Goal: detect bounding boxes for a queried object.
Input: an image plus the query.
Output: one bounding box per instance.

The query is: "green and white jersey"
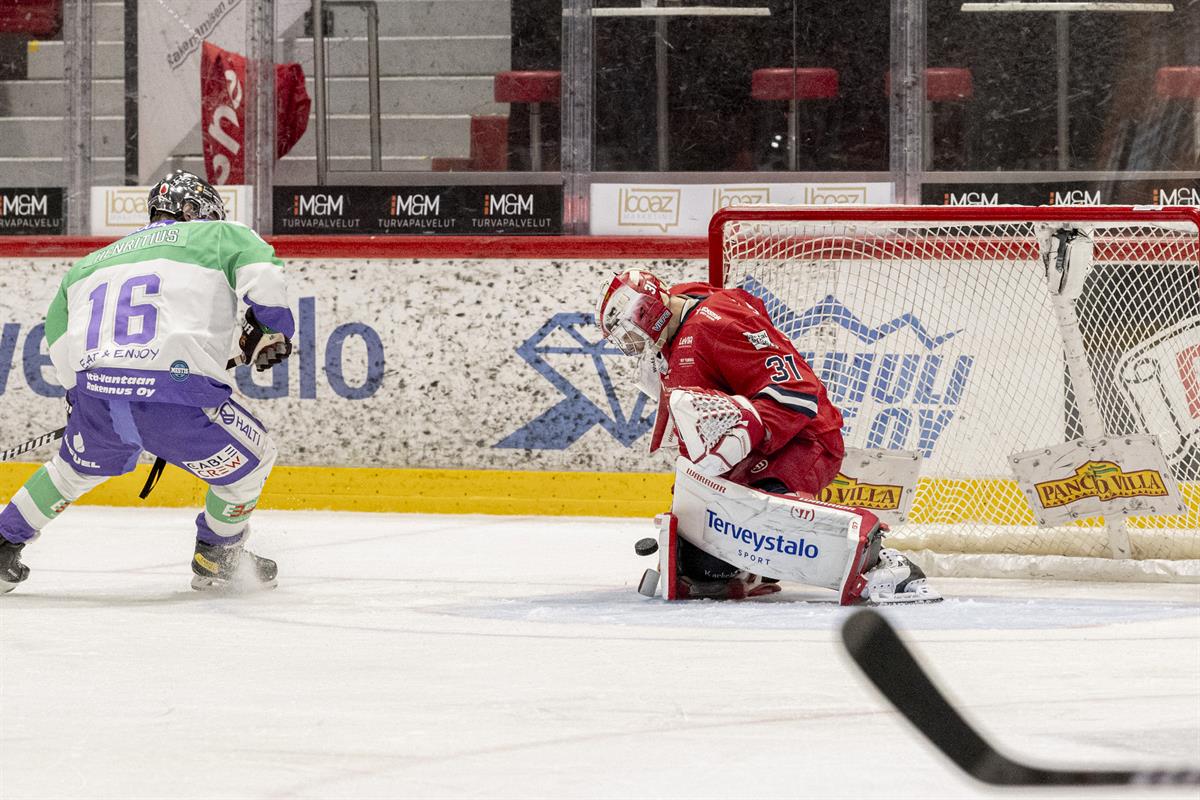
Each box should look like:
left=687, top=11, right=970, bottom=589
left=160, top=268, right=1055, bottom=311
left=45, top=220, right=293, bottom=407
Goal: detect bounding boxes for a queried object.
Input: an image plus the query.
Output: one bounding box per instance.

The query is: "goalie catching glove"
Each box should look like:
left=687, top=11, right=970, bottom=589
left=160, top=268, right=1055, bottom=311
left=668, top=388, right=764, bottom=477
left=237, top=308, right=293, bottom=371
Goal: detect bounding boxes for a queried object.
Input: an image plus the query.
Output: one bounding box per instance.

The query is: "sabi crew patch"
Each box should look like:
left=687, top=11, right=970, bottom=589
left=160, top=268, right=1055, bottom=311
left=169, top=360, right=190, bottom=382
left=184, top=444, right=247, bottom=479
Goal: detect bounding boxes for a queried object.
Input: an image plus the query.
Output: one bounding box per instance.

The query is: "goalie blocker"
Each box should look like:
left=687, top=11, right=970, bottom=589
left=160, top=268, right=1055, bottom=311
left=642, top=459, right=939, bottom=604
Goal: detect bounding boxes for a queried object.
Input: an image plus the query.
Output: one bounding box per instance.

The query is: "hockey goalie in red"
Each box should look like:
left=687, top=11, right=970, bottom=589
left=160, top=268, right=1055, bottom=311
left=598, top=269, right=940, bottom=604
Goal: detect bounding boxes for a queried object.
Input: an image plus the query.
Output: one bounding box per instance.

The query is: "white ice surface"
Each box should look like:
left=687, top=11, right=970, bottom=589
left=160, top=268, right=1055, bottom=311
left=1, top=507, right=1198, bottom=800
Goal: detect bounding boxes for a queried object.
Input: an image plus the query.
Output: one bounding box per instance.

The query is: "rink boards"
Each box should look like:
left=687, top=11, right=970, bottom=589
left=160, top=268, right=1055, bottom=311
left=0, top=237, right=698, bottom=515
left=0, top=235, right=1195, bottom=523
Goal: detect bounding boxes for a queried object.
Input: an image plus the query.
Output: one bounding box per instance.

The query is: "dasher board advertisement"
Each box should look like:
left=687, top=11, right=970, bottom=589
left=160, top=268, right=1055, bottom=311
left=590, top=182, right=895, bottom=235
left=1009, top=435, right=1186, bottom=526
left=90, top=186, right=253, bottom=236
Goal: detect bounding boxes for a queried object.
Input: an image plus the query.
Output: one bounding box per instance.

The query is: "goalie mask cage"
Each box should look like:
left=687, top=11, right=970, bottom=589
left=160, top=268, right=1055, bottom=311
left=709, top=205, right=1200, bottom=581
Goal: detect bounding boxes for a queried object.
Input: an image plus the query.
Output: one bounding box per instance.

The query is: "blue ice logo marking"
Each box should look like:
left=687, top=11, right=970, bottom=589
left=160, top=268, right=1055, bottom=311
left=497, top=312, right=654, bottom=450
left=169, top=360, right=190, bottom=382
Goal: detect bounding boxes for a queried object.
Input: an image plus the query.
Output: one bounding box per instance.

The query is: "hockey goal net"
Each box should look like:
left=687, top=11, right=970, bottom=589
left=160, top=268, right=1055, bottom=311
left=710, top=206, right=1200, bottom=581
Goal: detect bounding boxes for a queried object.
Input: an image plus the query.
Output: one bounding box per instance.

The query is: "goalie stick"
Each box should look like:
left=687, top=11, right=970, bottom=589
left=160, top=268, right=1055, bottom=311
left=840, top=609, right=1200, bottom=787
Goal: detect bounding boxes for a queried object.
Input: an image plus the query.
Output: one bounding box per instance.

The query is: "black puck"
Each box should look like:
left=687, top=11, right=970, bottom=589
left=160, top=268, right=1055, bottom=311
left=634, top=537, right=659, bottom=556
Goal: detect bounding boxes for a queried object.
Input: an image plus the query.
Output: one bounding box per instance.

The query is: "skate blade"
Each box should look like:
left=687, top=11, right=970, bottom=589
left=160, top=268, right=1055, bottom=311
left=190, top=573, right=278, bottom=593
left=0, top=580, right=20, bottom=595
left=865, top=592, right=943, bottom=605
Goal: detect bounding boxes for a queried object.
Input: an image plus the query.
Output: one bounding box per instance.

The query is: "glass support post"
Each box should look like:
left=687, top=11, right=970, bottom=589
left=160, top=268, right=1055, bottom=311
left=64, top=0, right=94, bottom=235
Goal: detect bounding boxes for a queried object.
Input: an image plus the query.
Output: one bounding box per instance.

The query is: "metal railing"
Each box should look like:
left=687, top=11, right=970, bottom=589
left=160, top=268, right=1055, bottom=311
left=312, top=0, right=383, bottom=184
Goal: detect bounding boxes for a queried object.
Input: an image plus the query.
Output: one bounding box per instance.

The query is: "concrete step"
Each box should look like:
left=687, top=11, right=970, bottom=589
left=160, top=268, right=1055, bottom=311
left=28, top=36, right=511, bottom=81
left=280, top=0, right=511, bottom=38
left=0, top=113, right=475, bottom=159
left=0, top=75, right=507, bottom=117
left=289, top=35, right=511, bottom=77
left=94, top=1, right=124, bottom=41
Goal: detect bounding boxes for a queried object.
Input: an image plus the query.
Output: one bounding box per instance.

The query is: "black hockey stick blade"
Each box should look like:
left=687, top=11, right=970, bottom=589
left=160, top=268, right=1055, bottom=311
left=1, top=426, right=66, bottom=462
left=841, top=608, right=1200, bottom=787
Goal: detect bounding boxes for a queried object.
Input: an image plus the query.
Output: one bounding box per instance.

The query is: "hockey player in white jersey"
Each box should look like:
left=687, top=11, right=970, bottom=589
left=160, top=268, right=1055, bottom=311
left=0, top=171, right=293, bottom=593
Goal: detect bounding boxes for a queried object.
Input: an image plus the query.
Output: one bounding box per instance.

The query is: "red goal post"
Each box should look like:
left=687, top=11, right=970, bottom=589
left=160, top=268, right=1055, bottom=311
left=708, top=205, right=1200, bottom=580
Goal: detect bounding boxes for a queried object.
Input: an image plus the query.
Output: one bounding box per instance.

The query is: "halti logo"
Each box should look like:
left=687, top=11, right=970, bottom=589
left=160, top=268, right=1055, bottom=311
left=0, top=193, right=47, bottom=216
left=294, top=193, right=344, bottom=216
left=391, top=193, right=440, bottom=216
left=484, top=193, right=533, bottom=216
left=742, top=276, right=973, bottom=458
left=497, top=312, right=653, bottom=450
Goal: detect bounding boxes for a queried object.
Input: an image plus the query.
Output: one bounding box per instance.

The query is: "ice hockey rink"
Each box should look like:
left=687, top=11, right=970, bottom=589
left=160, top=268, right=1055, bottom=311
left=1, top=506, right=1197, bottom=800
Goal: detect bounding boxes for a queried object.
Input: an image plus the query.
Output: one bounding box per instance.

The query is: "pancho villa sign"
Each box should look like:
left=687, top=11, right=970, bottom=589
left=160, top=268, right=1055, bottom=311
left=1010, top=435, right=1186, bottom=525
left=1033, top=461, right=1170, bottom=509
left=817, top=447, right=921, bottom=525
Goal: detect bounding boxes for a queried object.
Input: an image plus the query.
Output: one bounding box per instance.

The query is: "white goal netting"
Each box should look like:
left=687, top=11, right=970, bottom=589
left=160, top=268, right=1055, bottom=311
left=713, top=206, right=1200, bottom=581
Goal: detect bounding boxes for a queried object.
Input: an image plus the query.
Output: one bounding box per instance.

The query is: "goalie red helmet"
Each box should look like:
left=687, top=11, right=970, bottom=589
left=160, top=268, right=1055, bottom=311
left=597, top=270, right=673, bottom=355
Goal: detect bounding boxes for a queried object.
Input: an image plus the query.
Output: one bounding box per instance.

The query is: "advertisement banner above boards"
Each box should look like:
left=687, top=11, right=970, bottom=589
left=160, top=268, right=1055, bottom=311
left=0, top=188, right=64, bottom=235
left=90, top=186, right=253, bottom=236
left=273, top=185, right=563, bottom=234
left=923, top=179, right=1200, bottom=206
left=589, top=182, right=895, bottom=235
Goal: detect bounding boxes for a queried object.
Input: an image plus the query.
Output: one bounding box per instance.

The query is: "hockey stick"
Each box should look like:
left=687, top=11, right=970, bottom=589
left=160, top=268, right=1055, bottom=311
left=840, top=609, right=1200, bottom=787
left=1, top=426, right=66, bottom=462
left=1, top=360, right=239, bottom=467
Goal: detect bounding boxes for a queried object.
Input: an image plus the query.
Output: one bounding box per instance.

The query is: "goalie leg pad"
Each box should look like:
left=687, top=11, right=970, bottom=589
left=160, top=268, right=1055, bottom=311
left=671, top=458, right=876, bottom=599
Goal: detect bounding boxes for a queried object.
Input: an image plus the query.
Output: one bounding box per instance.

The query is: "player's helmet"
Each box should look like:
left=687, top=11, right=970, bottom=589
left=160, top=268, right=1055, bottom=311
left=597, top=269, right=673, bottom=355
left=147, top=170, right=226, bottom=222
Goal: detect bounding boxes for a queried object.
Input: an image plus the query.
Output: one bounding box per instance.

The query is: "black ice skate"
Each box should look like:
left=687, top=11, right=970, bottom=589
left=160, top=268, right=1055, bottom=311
left=191, top=539, right=277, bottom=591
left=0, top=540, right=30, bottom=594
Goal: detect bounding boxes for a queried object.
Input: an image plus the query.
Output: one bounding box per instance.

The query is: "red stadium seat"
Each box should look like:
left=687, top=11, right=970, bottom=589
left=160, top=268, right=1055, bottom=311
left=0, top=0, right=61, bottom=37
left=494, top=70, right=560, bottom=172
left=751, top=68, right=840, bottom=171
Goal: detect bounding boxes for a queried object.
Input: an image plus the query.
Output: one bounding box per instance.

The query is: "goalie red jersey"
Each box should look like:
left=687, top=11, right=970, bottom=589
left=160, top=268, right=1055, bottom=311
left=652, top=281, right=845, bottom=495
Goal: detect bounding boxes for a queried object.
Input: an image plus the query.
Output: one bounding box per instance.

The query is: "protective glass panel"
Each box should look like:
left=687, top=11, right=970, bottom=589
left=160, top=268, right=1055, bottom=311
left=929, top=0, right=1200, bottom=172
left=591, top=0, right=889, bottom=173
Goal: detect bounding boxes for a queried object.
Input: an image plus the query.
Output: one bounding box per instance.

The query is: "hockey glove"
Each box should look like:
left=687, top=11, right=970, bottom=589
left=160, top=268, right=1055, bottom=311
left=668, top=388, right=765, bottom=477
left=238, top=308, right=293, bottom=372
